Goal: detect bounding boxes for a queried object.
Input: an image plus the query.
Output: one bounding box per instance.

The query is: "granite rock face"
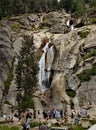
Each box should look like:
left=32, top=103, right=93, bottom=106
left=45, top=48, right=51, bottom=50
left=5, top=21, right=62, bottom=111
left=0, top=28, right=14, bottom=112
left=0, top=10, right=96, bottom=115
left=35, top=25, right=96, bottom=109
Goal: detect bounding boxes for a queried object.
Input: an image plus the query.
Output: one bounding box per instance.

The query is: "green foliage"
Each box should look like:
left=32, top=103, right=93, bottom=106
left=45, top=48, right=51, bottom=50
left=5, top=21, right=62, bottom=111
left=17, top=96, right=35, bottom=111
left=0, top=0, right=96, bottom=19
left=15, top=36, right=38, bottom=111
left=30, top=122, right=42, bottom=128
left=59, top=0, right=72, bottom=12
left=71, top=0, right=86, bottom=17
left=9, top=0, right=24, bottom=15
left=66, top=89, right=76, bottom=98
left=10, top=126, right=20, bottom=130
left=0, top=125, right=19, bottom=130
left=79, top=43, right=85, bottom=51
left=89, top=0, right=96, bottom=7
left=77, top=65, right=96, bottom=82
left=77, top=69, right=91, bottom=81
left=4, top=69, right=13, bottom=94
left=11, top=23, right=21, bottom=32
left=89, top=18, right=96, bottom=24
left=71, top=125, right=87, bottom=130
left=0, top=7, right=2, bottom=20
left=83, top=50, right=96, bottom=60
left=78, top=30, right=90, bottom=38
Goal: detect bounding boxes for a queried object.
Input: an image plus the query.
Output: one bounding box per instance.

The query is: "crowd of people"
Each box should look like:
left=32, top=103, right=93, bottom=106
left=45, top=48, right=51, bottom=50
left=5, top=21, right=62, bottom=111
left=0, top=104, right=90, bottom=130
left=19, top=106, right=89, bottom=125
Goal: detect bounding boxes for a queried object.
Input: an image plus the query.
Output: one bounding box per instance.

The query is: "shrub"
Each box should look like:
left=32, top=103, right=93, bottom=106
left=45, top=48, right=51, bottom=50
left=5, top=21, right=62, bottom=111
left=77, top=69, right=91, bottom=81
left=0, top=125, right=20, bottom=130
left=83, top=50, right=96, bottom=60
left=10, top=126, right=20, bottom=130
left=30, top=122, right=42, bottom=128
left=77, top=65, right=96, bottom=81
left=89, top=18, right=96, bottom=24
left=78, top=30, right=90, bottom=38
left=11, top=23, right=21, bottom=32
left=4, top=69, right=13, bottom=94
left=66, top=89, right=76, bottom=98
left=71, top=125, right=87, bottom=130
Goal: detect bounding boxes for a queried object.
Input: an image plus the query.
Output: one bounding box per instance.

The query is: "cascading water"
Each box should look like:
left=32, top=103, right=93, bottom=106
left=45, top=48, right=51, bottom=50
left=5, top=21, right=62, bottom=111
left=39, top=42, right=55, bottom=93
left=39, top=43, right=49, bottom=92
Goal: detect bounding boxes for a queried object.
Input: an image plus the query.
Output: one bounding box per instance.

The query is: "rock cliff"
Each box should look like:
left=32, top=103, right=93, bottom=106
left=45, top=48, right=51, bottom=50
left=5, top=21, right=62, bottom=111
left=0, top=10, right=96, bottom=117
left=0, top=27, right=14, bottom=113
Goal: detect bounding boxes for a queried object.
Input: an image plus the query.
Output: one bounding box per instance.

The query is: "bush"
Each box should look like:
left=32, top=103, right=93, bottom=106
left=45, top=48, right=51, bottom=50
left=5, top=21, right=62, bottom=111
left=77, top=69, right=91, bottom=81
left=4, top=69, right=13, bottom=94
left=78, top=30, right=90, bottom=38
left=83, top=50, right=96, bottom=60
left=30, top=122, right=42, bottom=128
left=71, top=125, right=87, bottom=130
left=66, top=89, right=76, bottom=98
left=89, top=18, right=96, bottom=24
left=11, top=23, right=21, bottom=32
left=77, top=65, right=96, bottom=81
left=0, top=125, right=20, bottom=130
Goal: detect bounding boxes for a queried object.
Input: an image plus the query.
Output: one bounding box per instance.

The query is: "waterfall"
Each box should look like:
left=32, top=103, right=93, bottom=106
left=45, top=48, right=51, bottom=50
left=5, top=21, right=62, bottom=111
left=39, top=43, right=49, bottom=93
left=47, top=46, right=55, bottom=80
left=39, top=42, right=55, bottom=93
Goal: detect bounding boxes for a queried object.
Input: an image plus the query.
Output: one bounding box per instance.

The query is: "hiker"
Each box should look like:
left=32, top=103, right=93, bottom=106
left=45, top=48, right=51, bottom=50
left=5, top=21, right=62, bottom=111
left=82, top=108, right=87, bottom=118
left=3, top=113, right=7, bottom=122
left=26, top=112, right=32, bottom=130
left=40, top=122, right=48, bottom=130
left=69, top=19, right=74, bottom=31
left=71, top=109, right=75, bottom=119
left=66, top=19, right=74, bottom=31
left=37, top=110, right=41, bottom=119
left=33, top=109, right=36, bottom=119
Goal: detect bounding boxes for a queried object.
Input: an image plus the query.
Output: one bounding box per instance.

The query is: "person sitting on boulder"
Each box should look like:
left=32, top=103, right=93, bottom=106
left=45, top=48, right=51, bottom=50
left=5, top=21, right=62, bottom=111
left=69, top=19, right=74, bottom=30
left=66, top=19, right=74, bottom=32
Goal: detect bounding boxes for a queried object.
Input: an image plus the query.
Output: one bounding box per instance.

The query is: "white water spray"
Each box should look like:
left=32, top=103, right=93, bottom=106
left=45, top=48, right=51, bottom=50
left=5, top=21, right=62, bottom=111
left=39, top=42, right=55, bottom=93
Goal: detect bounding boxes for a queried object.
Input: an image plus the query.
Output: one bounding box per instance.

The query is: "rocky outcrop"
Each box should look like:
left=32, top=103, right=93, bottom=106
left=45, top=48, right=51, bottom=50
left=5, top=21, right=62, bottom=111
left=50, top=74, right=70, bottom=108
left=40, top=10, right=71, bottom=33
left=0, top=28, right=14, bottom=113
left=51, top=25, right=96, bottom=109
left=34, top=24, right=96, bottom=112
left=0, top=10, right=96, bottom=117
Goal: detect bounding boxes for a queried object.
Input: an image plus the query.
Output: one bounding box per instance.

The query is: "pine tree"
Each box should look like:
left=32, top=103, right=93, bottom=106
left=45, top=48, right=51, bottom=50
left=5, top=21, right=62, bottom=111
left=15, top=36, right=38, bottom=111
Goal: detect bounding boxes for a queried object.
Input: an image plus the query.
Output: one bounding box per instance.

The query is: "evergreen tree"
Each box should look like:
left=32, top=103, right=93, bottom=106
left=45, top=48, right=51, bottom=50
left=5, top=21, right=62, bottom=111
left=0, top=7, right=2, bottom=20
left=52, top=0, right=58, bottom=10
left=89, top=0, right=96, bottom=7
left=15, top=36, right=38, bottom=111
left=10, top=0, right=24, bottom=15
left=71, top=0, right=86, bottom=17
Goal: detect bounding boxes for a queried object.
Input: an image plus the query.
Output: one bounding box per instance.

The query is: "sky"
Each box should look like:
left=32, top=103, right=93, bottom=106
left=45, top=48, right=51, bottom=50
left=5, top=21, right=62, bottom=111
left=58, top=0, right=61, bottom=2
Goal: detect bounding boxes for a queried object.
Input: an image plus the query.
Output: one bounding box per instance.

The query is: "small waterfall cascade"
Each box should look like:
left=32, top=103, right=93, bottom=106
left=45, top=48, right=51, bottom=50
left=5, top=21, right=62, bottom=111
left=39, top=42, right=55, bottom=93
